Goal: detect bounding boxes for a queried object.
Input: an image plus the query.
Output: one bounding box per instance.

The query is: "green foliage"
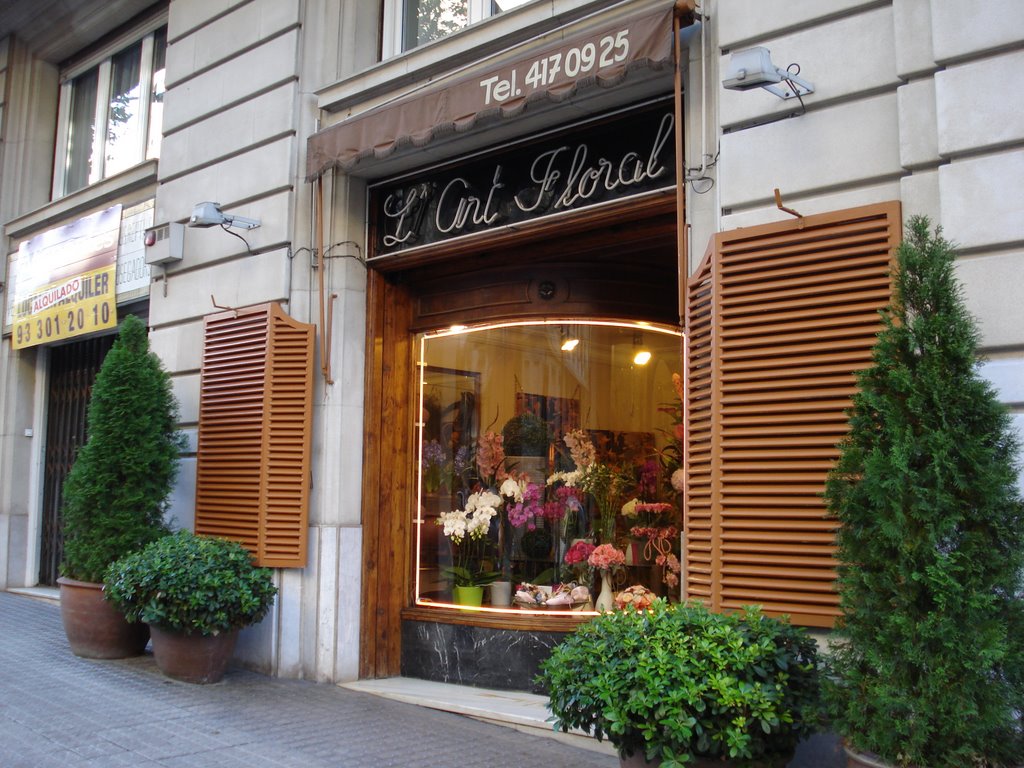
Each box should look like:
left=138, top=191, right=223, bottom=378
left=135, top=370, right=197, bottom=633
left=104, top=531, right=278, bottom=635
left=823, top=217, right=1024, bottom=767
left=440, top=564, right=500, bottom=588
left=60, top=315, right=184, bottom=582
left=537, top=601, right=821, bottom=767
left=502, top=412, right=550, bottom=456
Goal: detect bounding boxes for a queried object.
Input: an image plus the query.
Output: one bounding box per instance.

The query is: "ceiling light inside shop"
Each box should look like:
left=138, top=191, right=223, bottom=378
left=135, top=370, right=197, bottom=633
left=632, top=331, right=651, bottom=365
left=560, top=326, right=580, bottom=351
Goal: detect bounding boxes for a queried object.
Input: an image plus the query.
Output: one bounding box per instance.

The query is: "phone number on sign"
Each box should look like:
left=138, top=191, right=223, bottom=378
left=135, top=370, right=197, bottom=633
left=13, top=302, right=113, bottom=348
left=480, top=29, right=631, bottom=106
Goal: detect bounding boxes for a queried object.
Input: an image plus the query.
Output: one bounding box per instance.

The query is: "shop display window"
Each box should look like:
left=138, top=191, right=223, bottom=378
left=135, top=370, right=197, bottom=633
left=414, top=320, right=684, bottom=615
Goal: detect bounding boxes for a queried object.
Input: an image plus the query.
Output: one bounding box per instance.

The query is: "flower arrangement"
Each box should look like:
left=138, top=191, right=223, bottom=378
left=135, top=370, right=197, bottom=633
left=547, top=429, right=627, bottom=543
left=421, top=439, right=448, bottom=493
left=588, top=543, right=625, bottom=572
left=475, top=431, right=505, bottom=487
left=628, top=525, right=681, bottom=589
left=614, top=585, right=656, bottom=611
left=436, top=490, right=501, bottom=587
left=563, top=539, right=596, bottom=585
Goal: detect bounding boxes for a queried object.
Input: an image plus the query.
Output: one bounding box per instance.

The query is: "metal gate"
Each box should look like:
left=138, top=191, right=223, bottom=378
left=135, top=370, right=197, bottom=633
left=38, top=334, right=115, bottom=585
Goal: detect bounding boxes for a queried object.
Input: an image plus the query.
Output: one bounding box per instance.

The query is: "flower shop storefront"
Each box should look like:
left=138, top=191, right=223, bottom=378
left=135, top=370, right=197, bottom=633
left=358, top=99, right=688, bottom=690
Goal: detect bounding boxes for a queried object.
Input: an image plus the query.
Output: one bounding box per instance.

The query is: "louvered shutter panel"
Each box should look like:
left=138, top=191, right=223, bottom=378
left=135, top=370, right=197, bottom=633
left=684, top=202, right=901, bottom=627
left=195, top=303, right=315, bottom=567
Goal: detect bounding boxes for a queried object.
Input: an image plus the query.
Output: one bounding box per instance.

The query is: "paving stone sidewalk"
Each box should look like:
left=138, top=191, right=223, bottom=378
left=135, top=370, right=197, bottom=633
left=0, top=591, right=619, bottom=768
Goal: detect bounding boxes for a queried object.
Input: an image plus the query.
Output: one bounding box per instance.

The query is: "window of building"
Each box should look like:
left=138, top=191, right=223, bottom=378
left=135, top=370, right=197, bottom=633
left=414, top=319, right=683, bottom=614
left=54, top=25, right=167, bottom=198
left=383, top=0, right=533, bottom=56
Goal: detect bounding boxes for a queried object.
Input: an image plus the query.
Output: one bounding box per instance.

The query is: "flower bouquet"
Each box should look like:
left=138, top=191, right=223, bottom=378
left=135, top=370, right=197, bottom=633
left=436, top=490, right=501, bottom=598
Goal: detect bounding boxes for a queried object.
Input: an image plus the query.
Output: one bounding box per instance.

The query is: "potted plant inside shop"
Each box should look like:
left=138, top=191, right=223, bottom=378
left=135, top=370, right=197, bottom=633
left=104, top=530, right=278, bottom=684
left=823, top=217, right=1024, bottom=767
left=436, top=489, right=501, bottom=606
left=502, top=411, right=550, bottom=460
left=57, top=314, right=182, bottom=659
left=538, top=600, right=821, bottom=767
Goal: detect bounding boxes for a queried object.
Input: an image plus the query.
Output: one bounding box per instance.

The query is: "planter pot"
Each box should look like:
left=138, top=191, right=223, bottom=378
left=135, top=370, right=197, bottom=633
left=489, top=580, right=512, bottom=607
left=453, top=585, right=484, bottom=607
left=619, top=746, right=790, bottom=768
left=57, top=577, right=150, bottom=659
left=148, top=625, right=239, bottom=684
left=620, top=750, right=660, bottom=767
left=844, top=744, right=894, bottom=768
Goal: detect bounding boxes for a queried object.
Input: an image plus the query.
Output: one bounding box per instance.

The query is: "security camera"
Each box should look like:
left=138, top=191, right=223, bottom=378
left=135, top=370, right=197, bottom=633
left=189, top=201, right=226, bottom=228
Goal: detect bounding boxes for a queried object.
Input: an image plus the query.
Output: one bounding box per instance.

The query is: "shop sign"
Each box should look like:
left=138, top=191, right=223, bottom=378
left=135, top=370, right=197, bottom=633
left=371, top=106, right=674, bottom=258
left=116, top=201, right=155, bottom=297
left=10, top=204, right=121, bottom=349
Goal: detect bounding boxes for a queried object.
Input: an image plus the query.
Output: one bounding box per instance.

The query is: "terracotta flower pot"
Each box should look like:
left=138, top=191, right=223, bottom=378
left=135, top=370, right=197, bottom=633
left=148, top=625, right=239, bottom=684
left=58, top=577, right=150, bottom=659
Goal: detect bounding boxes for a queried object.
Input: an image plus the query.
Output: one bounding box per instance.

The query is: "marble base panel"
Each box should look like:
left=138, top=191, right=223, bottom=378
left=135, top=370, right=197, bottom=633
left=400, top=620, right=569, bottom=693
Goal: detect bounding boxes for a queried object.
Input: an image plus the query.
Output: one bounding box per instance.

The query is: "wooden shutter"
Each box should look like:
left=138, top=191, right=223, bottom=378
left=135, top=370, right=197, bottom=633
left=684, top=202, right=901, bottom=627
left=194, top=302, right=315, bottom=567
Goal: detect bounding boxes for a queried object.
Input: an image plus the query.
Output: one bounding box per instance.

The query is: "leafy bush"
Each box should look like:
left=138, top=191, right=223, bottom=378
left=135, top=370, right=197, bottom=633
left=502, top=412, right=550, bottom=456
left=823, top=217, right=1024, bottom=767
left=104, top=531, right=277, bottom=635
left=60, top=315, right=183, bottom=582
left=537, top=600, right=821, bottom=767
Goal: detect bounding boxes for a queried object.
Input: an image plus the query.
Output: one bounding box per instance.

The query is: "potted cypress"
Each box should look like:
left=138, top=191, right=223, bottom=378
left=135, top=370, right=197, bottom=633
left=57, top=315, right=183, bottom=659
left=104, top=530, right=278, bottom=684
left=537, top=600, right=821, bottom=767
left=823, top=217, right=1024, bottom=767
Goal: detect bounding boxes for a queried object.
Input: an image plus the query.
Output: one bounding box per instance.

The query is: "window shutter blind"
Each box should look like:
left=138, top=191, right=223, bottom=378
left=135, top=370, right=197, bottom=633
left=684, top=202, right=901, bottom=627
left=194, top=303, right=315, bottom=567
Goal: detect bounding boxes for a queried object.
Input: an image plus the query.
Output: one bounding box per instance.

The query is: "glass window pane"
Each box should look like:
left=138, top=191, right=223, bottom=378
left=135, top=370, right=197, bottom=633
left=403, top=0, right=469, bottom=51
left=65, top=67, right=99, bottom=195
left=414, top=322, right=683, bottom=614
left=104, top=41, right=143, bottom=177
left=146, top=27, right=167, bottom=161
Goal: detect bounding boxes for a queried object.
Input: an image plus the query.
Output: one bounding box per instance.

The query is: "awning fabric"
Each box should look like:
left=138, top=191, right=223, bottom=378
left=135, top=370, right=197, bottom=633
left=306, top=3, right=687, bottom=180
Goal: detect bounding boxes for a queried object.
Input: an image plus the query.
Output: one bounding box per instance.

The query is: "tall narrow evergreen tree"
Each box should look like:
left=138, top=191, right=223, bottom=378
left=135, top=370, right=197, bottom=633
left=60, top=315, right=183, bottom=583
left=824, top=217, right=1024, bottom=767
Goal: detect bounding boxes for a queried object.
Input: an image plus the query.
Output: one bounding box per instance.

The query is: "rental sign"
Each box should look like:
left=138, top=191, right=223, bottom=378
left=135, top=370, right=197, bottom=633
left=10, top=204, right=121, bottom=349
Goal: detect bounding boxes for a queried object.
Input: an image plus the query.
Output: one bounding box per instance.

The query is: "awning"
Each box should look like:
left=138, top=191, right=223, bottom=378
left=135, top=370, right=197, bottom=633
left=306, top=2, right=693, bottom=180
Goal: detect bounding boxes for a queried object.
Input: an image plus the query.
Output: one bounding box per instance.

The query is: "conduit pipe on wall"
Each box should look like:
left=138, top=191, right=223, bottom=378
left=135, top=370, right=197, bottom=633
left=316, top=175, right=336, bottom=385
left=673, top=0, right=694, bottom=326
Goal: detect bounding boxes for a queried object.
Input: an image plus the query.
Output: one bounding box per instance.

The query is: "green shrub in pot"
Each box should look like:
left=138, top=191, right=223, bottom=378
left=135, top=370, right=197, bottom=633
left=104, top=530, right=277, bottom=635
left=537, top=600, right=821, bottom=767
left=60, top=314, right=181, bottom=584
left=501, top=412, right=550, bottom=457
left=823, top=217, right=1024, bottom=767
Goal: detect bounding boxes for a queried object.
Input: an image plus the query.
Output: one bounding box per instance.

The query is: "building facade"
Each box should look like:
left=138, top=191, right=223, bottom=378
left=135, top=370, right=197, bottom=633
left=1, top=0, right=1021, bottom=687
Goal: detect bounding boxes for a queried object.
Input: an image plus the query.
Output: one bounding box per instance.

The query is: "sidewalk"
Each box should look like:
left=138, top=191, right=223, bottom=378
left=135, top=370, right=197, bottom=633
left=0, top=591, right=618, bottom=767
left=0, top=590, right=842, bottom=767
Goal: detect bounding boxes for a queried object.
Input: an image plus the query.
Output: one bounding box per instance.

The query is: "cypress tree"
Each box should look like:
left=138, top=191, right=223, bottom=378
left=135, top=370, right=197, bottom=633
left=823, top=217, right=1024, bottom=767
left=60, top=315, right=183, bottom=583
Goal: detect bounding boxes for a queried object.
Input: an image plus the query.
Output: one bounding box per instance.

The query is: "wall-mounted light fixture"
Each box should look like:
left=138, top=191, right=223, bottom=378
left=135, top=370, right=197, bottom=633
left=188, top=201, right=261, bottom=254
left=722, top=47, right=814, bottom=100
left=188, top=201, right=261, bottom=230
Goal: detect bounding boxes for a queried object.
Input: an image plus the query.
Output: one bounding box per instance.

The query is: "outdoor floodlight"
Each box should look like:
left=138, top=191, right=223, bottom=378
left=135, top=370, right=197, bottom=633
left=188, top=201, right=261, bottom=230
left=722, top=47, right=814, bottom=100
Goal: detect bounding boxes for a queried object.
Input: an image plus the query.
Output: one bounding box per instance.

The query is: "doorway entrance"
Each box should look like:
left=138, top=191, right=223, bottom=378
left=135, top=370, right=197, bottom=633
left=38, top=334, right=115, bottom=584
